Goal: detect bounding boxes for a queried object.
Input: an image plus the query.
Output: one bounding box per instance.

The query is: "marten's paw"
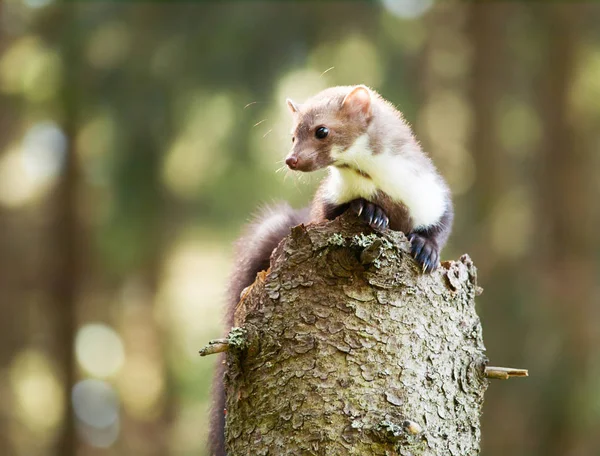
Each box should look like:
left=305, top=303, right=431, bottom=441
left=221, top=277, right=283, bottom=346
left=350, top=198, right=389, bottom=230
left=408, top=233, right=439, bottom=273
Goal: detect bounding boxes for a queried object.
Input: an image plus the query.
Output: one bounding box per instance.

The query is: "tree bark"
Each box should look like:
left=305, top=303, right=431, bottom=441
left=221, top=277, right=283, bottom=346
left=222, top=214, right=489, bottom=455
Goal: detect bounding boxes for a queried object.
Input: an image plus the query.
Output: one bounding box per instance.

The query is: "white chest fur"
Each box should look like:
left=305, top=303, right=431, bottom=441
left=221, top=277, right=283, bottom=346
left=326, top=134, right=446, bottom=229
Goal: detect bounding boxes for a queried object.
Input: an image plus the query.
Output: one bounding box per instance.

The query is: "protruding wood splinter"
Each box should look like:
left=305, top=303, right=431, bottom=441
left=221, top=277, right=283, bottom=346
left=199, top=339, right=229, bottom=357
left=484, top=366, right=529, bottom=380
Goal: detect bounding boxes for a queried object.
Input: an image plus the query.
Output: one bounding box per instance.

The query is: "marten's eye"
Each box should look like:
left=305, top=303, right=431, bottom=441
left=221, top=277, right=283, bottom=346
left=315, top=126, right=329, bottom=139
left=291, top=136, right=295, bottom=143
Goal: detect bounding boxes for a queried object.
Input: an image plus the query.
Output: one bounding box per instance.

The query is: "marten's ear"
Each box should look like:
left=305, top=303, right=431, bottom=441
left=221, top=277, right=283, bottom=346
left=342, top=85, right=372, bottom=118
left=286, top=98, right=300, bottom=115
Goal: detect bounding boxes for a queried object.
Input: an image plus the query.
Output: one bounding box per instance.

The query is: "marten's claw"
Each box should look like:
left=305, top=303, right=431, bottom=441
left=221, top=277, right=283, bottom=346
left=350, top=199, right=389, bottom=230
left=350, top=199, right=365, bottom=217
left=372, top=209, right=389, bottom=230
left=408, top=232, right=439, bottom=273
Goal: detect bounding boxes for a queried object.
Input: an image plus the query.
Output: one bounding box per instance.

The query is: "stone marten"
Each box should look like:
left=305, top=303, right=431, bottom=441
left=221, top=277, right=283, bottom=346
left=208, top=85, right=453, bottom=456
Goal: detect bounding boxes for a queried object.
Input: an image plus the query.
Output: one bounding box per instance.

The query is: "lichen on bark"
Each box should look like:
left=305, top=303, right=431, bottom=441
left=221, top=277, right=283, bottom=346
left=225, top=214, right=489, bottom=455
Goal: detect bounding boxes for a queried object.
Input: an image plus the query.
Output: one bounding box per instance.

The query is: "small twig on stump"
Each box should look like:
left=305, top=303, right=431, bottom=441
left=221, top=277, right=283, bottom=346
left=199, top=338, right=229, bottom=357
left=484, top=366, right=529, bottom=380
left=200, top=327, right=249, bottom=357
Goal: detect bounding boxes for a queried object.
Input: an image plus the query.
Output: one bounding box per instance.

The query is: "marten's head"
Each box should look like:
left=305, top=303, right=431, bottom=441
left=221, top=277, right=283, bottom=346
left=285, top=85, right=373, bottom=172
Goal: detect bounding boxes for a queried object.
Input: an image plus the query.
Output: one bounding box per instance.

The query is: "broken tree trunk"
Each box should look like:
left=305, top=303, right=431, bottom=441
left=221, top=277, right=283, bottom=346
left=207, top=214, right=514, bottom=455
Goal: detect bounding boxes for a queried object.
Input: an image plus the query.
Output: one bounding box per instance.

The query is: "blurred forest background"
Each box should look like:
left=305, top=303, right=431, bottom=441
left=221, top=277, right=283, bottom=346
left=0, top=1, right=599, bottom=455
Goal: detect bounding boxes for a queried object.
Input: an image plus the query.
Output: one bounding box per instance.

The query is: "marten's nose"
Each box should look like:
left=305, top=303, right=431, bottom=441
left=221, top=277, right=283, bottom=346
left=286, top=156, right=298, bottom=170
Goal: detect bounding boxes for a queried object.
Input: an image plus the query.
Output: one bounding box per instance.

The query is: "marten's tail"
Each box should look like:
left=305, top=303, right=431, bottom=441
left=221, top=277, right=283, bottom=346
left=225, top=203, right=311, bottom=327
left=208, top=203, right=310, bottom=456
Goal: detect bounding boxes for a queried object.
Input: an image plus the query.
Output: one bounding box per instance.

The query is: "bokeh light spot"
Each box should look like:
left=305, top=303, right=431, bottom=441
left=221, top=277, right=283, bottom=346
left=77, top=418, right=120, bottom=449
left=571, top=48, right=600, bottom=121
left=0, top=36, right=43, bottom=95
left=332, top=36, right=383, bottom=87
left=9, top=349, right=64, bottom=435
left=276, top=68, right=329, bottom=109
left=0, top=121, right=67, bottom=208
left=22, top=121, right=67, bottom=181
left=381, top=0, right=434, bottom=19
left=22, top=0, right=54, bottom=9
left=75, top=323, right=125, bottom=378
left=72, top=379, right=119, bottom=428
left=22, top=48, right=62, bottom=102
left=0, top=35, right=63, bottom=100
left=156, top=239, right=229, bottom=358
left=72, top=379, right=120, bottom=448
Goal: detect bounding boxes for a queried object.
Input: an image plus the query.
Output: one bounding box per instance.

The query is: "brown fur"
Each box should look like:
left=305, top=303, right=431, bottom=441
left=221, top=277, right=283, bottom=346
left=370, top=191, right=413, bottom=233
left=287, top=86, right=376, bottom=171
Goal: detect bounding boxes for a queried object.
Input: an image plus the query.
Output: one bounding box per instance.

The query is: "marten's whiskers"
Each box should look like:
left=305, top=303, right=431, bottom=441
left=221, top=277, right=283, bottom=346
left=283, top=169, right=295, bottom=183
left=320, top=67, right=334, bottom=78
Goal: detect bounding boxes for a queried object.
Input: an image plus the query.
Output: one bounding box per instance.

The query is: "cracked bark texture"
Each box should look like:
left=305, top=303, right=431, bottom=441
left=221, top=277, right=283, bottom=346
left=225, top=214, right=489, bottom=455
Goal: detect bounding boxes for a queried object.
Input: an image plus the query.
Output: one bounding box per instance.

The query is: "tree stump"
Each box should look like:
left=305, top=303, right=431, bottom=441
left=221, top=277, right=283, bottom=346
left=222, top=214, right=489, bottom=455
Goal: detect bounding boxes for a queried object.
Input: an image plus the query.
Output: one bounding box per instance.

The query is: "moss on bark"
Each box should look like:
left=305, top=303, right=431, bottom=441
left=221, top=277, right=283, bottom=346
left=225, top=214, right=489, bottom=455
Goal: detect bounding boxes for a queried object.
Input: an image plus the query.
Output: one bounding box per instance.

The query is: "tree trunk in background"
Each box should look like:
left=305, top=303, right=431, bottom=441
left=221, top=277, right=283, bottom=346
left=224, top=215, right=489, bottom=455
left=536, top=5, right=600, bottom=456
left=0, top=51, right=20, bottom=456
left=466, top=6, right=527, bottom=456
left=52, top=117, right=78, bottom=456
left=466, top=3, right=508, bottom=270
left=120, top=7, right=174, bottom=454
left=52, top=6, right=81, bottom=455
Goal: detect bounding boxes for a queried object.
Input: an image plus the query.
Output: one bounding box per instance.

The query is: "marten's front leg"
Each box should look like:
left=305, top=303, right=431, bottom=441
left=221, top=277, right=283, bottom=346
left=407, top=203, right=453, bottom=273
left=407, top=232, right=439, bottom=273
left=349, top=198, right=389, bottom=230
left=319, top=198, right=389, bottom=230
